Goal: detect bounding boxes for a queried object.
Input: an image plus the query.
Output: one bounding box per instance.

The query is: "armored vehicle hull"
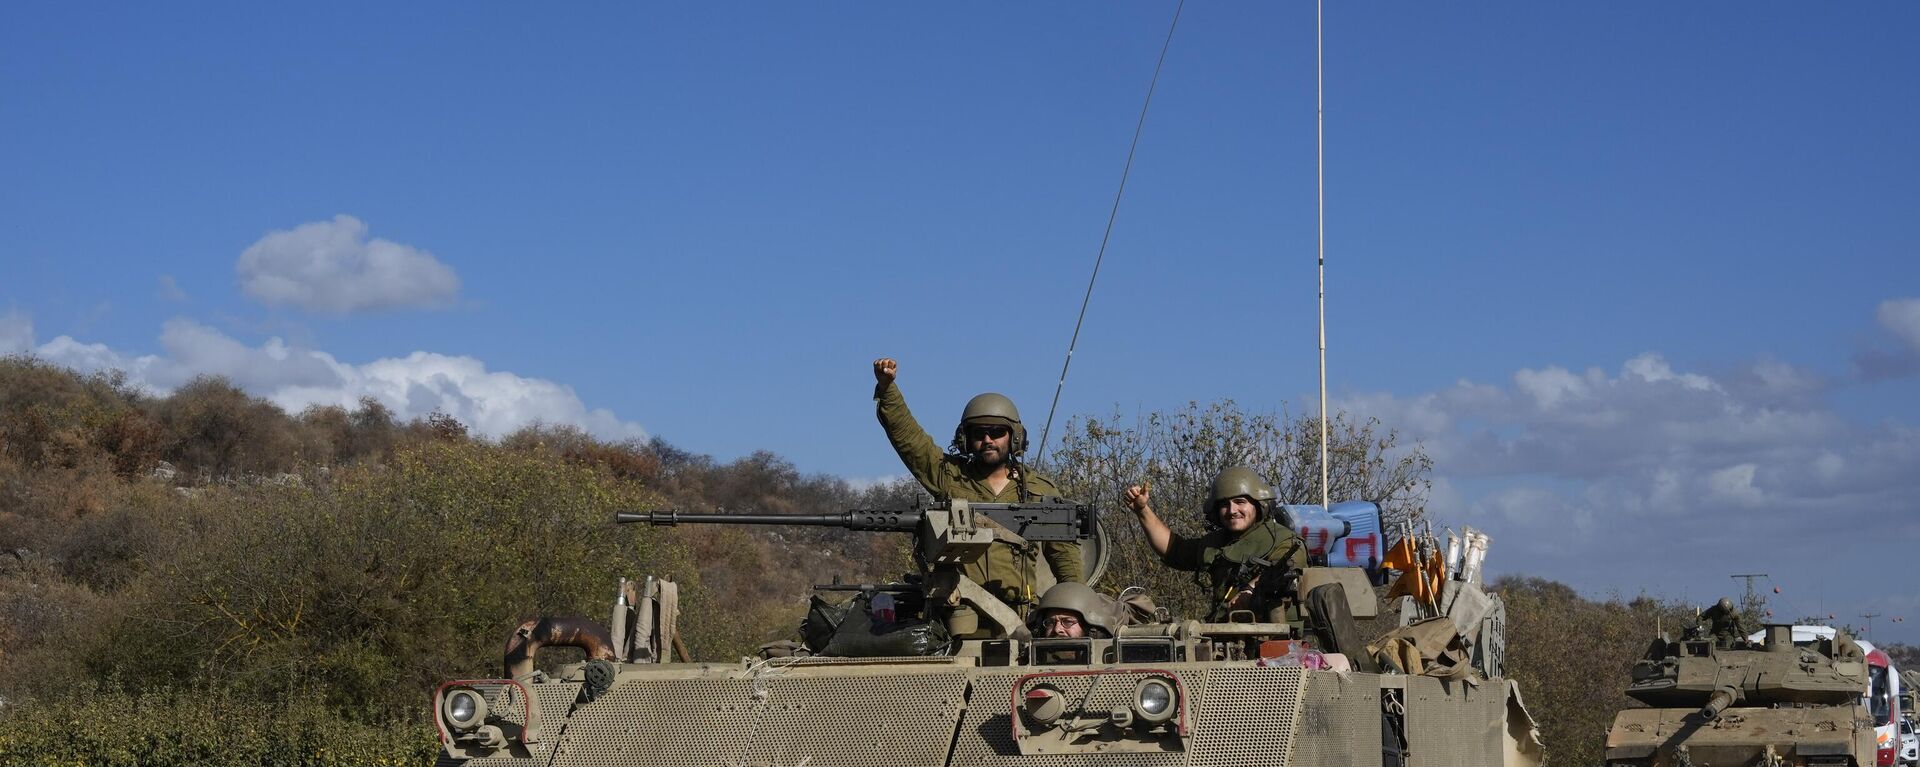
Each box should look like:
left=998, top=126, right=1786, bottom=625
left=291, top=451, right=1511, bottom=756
left=437, top=504, right=1540, bottom=767
left=1603, top=622, right=1875, bottom=767
left=1605, top=704, right=1872, bottom=767
left=436, top=658, right=1538, bottom=767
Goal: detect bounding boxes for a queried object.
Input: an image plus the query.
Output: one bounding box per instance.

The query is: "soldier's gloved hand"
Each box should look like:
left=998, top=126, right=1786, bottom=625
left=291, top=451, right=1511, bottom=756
left=1123, top=483, right=1151, bottom=514
left=873, top=358, right=898, bottom=385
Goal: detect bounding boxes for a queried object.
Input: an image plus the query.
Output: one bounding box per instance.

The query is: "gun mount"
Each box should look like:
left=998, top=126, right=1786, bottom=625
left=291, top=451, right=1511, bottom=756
left=618, top=499, right=1110, bottom=642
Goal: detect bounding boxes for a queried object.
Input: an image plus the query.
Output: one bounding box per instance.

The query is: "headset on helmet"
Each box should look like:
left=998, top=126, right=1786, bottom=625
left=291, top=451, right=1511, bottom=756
left=1204, top=466, right=1276, bottom=528
left=949, top=392, right=1028, bottom=457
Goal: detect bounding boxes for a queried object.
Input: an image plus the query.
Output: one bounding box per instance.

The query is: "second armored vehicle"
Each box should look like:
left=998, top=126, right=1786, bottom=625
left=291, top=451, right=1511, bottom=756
left=1605, top=615, right=1874, bottom=767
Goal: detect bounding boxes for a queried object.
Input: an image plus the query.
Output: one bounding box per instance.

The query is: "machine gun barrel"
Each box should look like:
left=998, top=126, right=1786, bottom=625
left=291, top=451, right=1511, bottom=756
left=615, top=500, right=1093, bottom=542
left=613, top=509, right=920, bottom=532
left=812, top=583, right=921, bottom=593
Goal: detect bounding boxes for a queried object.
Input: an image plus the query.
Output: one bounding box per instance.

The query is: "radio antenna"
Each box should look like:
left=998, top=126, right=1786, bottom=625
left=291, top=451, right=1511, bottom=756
left=1315, top=0, right=1331, bottom=509
left=1034, top=0, right=1188, bottom=463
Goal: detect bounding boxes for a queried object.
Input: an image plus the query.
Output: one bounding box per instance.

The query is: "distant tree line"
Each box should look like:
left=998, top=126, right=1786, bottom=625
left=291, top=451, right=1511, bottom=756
left=0, top=355, right=1906, bottom=766
left=0, top=355, right=915, bottom=763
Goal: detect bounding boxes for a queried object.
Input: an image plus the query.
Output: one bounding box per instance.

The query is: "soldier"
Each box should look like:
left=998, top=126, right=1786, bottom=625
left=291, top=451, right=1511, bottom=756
left=1030, top=582, right=1118, bottom=639
left=871, top=357, right=1083, bottom=636
left=1702, top=597, right=1747, bottom=646
left=1123, top=467, right=1308, bottom=623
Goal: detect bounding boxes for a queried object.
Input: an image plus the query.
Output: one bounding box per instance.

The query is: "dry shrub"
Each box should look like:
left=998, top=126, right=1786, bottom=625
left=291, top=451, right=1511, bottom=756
left=1496, top=576, right=1698, bottom=767
left=0, top=689, right=438, bottom=767
left=149, top=376, right=304, bottom=479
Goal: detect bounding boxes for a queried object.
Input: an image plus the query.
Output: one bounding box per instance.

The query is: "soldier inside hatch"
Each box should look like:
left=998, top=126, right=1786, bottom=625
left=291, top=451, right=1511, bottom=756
left=871, top=357, right=1083, bottom=637
left=1123, top=467, right=1308, bottom=623
left=1031, top=582, right=1118, bottom=639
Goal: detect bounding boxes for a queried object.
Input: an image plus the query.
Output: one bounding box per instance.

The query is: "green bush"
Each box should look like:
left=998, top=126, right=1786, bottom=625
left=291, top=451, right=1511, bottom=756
left=69, top=439, right=684, bottom=720
left=0, top=689, right=438, bottom=767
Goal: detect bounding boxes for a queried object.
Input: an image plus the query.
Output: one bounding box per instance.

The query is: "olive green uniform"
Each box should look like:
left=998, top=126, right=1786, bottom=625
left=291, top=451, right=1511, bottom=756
left=1162, top=517, right=1307, bottom=622
left=874, top=381, right=1083, bottom=609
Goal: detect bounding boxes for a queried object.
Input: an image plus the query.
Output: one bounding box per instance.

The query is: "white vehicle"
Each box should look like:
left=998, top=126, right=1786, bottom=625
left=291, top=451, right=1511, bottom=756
left=1900, top=717, right=1917, bottom=766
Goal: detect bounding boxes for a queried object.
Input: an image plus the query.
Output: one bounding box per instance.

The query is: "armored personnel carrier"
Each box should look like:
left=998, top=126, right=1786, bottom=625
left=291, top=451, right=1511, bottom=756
left=1604, top=614, right=1874, bottom=767
left=432, top=499, right=1542, bottom=767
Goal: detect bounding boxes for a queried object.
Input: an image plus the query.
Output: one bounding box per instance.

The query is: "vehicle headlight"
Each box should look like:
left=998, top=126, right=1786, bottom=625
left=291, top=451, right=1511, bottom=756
left=1133, top=678, right=1176, bottom=725
left=443, top=686, right=489, bottom=731
left=1023, top=685, right=1065, bottom=726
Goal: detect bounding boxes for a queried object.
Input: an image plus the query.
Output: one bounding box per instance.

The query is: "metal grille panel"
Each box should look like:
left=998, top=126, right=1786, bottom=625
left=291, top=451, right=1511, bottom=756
left=952, top=670, right=1198, bottom=767
left=1405, top=676, right=1500, bottom=767
left=551, top=668, right=969, bottom=767
left=1286, top=672, right=1380, bottom=767
left=1187, top=667, right=1306, bottom=767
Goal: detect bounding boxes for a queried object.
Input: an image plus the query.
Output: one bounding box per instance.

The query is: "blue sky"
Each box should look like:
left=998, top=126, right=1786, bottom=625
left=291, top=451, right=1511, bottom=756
left=3, top=3, right=1916, bottom=642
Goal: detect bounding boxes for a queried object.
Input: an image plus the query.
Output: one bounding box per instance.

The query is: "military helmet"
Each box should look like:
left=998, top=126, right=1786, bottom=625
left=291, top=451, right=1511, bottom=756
left=950, top=392, right=1028, bottom=455
left=1715, top=597, right=1735, bottom=612
left=1030, top=582, right=1115, bottom=638
left=1205, top=466, right=1276, bottom=526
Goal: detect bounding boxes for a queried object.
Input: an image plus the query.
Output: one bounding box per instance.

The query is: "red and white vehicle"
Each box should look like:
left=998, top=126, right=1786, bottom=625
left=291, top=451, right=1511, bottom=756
left=1868, top=645, right=1905, bottom=767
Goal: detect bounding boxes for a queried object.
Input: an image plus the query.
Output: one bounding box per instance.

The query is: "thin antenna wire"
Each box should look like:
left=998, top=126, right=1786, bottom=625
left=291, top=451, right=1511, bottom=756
left=1316, top=0, right=1330, bottom=509
left=1035, top=0, right=1187, bottom=464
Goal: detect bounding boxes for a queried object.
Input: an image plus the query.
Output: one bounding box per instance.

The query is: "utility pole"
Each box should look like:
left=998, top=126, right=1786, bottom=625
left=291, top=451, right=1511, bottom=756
left=1861, top=612, right=1880, bottom=639
left=1730, top=573, right=1768, bottom=612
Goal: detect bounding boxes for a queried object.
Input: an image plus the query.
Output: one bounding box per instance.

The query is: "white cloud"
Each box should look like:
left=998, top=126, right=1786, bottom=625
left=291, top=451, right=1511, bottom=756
left=0, top=311, right=32, bottom=354
left=1341, top=353, right=1876, bottom=501
left=159, top=318, right=345, bottom=391
left=1854, top=297, right=1920, bottom=380
left=1513, top=365, right=1589, bottom=411
left=22, top=320, right=644, bottom=442
left=1622, top=353, right=1718, bottom=391
left=1878, top=298, right=1920, bottom=352
left=1340, top=341, right=1920, bottom=642
left=158, top=275, right=189, bottom=303
left=236, top=215, right=460, bottom=314
left=275, top=351, right=645, bottom=441
left=1705, top=463, right=1764, bottom=506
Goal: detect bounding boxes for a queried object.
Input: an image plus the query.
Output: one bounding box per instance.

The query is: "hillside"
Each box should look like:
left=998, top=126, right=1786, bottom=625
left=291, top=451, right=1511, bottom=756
left=0, top=356, right=1904, bottom=766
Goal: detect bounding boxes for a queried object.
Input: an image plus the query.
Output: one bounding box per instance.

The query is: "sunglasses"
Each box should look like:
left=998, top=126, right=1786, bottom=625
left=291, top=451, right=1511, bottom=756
left=968, top=425, right=1012, bottom=440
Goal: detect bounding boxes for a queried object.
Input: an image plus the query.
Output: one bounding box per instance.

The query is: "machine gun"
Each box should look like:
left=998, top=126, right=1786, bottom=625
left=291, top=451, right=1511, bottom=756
left=615, top=498, right=1109, bottom=641
left=615, top=498, right=1097, bottom=568
left=616, top=498, right=1093, bottom=542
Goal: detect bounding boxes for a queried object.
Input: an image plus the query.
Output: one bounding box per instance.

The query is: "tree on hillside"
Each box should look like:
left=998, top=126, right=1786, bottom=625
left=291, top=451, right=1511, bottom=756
left=1496, top=576, right=1700, bottom=767
left=1041, top=400, right=1430, bottom=618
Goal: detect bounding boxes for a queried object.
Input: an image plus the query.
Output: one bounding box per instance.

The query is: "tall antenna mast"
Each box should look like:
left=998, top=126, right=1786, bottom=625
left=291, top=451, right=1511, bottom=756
left=1730, top=572, right=1769, bottom=610
left=1315, top=0, right=1330, bottom=510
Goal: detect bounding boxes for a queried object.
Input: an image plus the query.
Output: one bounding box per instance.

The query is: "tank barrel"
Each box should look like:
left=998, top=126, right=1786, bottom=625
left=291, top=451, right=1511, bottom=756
left=613, top=509, right=920, bottom=532
left=1698, top=686, right=1740, bottom=720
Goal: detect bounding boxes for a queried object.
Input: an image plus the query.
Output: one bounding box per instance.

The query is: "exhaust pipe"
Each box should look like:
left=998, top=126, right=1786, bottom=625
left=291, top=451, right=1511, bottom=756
left=504, top=616, right=616, bottom=680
